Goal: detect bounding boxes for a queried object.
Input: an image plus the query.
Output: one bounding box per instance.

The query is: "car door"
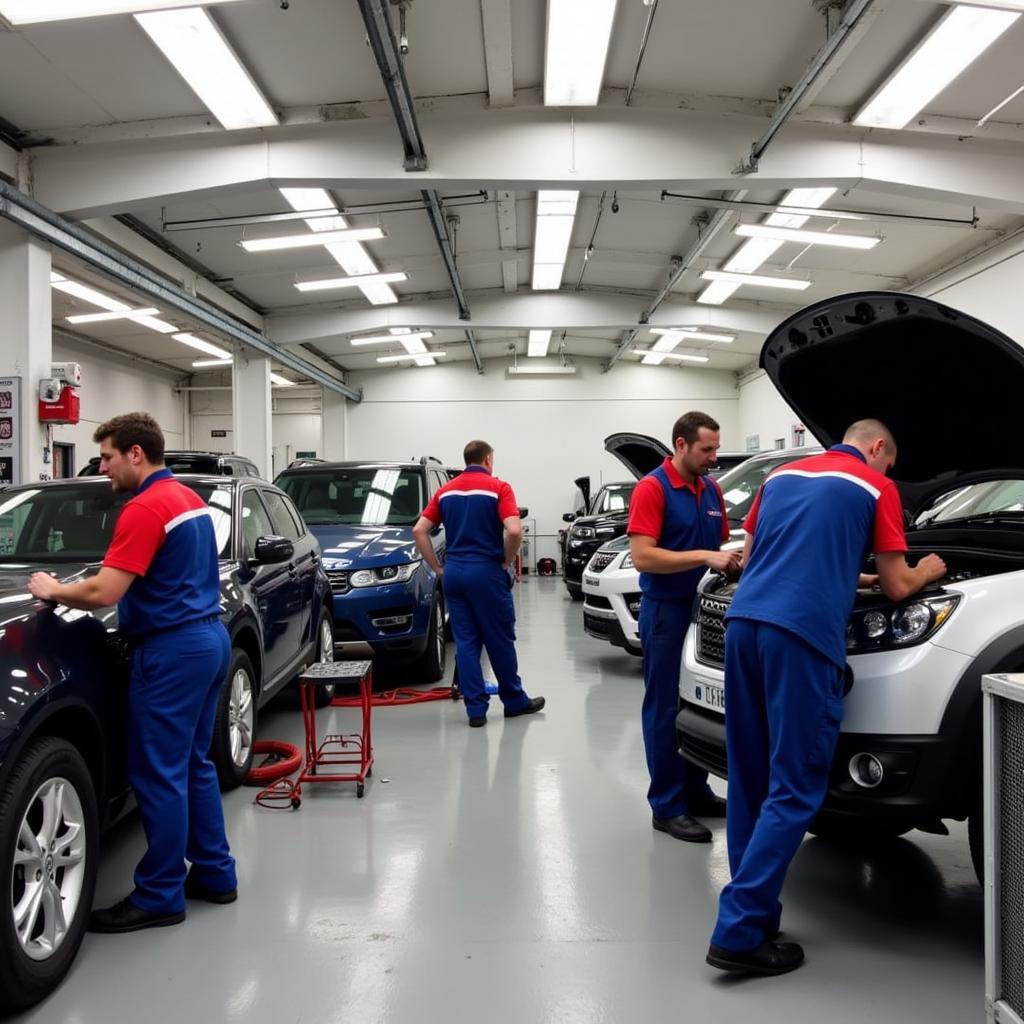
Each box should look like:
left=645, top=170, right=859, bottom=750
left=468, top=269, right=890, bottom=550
left=427, top=469, right=449, bottom=566
left=261, top=487, right=318, bottom=651
left=239, top=486, right=296, bottom=685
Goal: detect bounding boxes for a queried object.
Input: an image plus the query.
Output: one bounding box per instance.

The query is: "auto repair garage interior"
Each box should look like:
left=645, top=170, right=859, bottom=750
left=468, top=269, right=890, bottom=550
left=4, top=0, right=1024, bottom=1020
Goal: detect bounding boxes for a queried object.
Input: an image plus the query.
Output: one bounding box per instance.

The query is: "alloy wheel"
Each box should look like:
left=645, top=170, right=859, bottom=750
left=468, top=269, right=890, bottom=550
left=229, top=667, right=255, bottom=770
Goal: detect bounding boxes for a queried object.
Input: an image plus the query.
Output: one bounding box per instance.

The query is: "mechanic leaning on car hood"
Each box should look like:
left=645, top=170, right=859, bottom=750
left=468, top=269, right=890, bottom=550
left=627, top=411, right=740, bottom=844
left=28, top=412, right=238, bottom=934
left=706, top=418, right=946, bottom=978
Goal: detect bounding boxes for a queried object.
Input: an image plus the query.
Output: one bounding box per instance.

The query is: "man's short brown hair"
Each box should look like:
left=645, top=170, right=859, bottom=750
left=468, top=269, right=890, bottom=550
left=672, top=411, right=720, bottom=447
left=93, top=412, right=165, bottom=464
left=463, top=440, right=494, bottom=466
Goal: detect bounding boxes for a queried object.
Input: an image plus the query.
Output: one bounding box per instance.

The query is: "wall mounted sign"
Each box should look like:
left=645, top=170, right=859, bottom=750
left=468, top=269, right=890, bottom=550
left=0, top=377, right=21, bottom=486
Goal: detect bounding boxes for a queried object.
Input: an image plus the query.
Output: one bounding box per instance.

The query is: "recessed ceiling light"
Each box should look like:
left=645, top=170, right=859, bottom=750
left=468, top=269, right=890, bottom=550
left=544, top=0, right=618, bottom=106
left=294, top=272, right=408, bottom=293
left=173, top=332, right=231, bottom=359
left=65, top=307, right=159, bottom=323
left=701, top=270, right=811, bottom=290
left=0, top=0, right=245, bottom=23
left=135, top=7, right=278, bottom=131
left=528, top=330, right=552, bottom=357
left=733, top=224, right=880, bottom=250
left=853, top=5, right=1019, bottom=130
left=240, top=227, right=385, bottom=253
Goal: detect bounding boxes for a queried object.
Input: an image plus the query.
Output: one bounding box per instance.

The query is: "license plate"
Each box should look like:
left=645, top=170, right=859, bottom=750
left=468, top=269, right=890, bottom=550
left=583, top=575, right=600, bottom=588
left=691, top=681, right=725, bottom=712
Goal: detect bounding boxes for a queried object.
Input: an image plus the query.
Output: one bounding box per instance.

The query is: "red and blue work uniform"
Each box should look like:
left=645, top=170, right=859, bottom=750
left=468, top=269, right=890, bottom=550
left=103, top=468, right=235, bottom=914
left=421, top=465, right=535, bottom=721
left=627, top=458, right=729, bottom=818
left=711, top=444, right=907, bottom=952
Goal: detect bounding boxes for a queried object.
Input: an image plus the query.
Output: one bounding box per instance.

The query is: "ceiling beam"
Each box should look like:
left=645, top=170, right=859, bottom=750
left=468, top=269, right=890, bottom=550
left=480, top=0, right=514, bottom=108
left=31, top=108, right=1024, bottom=219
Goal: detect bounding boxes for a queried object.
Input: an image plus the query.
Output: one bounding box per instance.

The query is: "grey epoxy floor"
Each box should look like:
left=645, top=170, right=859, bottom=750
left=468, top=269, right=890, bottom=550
left=19, top=578, right=983, bottom=1023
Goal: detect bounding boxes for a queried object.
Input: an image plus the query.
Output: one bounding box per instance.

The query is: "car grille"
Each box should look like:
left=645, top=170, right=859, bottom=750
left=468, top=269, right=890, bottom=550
left=586, top=595, right=613, bottom=610
left=326, top=570, right=350, bottom=595
left=695, top=595, right=730, bottom=667
left=583, top=612, right=613, bottom=638
left=588, top=551, right=617, bottom=573
left=626, top=593, right=642, bottom=620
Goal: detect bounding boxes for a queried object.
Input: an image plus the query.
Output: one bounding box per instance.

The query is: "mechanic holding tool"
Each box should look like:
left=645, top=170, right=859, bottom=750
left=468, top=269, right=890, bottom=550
left=707, top=419, right=946, bottom=976
left=413, top=439, right=545, bottom=728
left=28, top=412, right=237, bottom=933
left=628, top=411, right=738, bottom=844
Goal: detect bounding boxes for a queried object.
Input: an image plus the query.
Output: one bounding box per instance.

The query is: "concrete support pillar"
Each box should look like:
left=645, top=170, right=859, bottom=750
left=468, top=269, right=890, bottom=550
left=320, top=387, right=346, bottom=460
left=0, top=222, right=52, bottom=484
left=232, top=350, right=271, bottom=479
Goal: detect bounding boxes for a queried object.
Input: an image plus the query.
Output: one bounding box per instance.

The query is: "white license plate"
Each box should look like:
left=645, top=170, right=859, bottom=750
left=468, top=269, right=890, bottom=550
left=583, top=575, right=600, bottom=588
left=688, top=680, right=725, bottom=712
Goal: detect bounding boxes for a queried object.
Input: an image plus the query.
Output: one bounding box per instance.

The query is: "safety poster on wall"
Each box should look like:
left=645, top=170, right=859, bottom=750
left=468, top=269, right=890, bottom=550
left=0, top=377, right=21, bottom=487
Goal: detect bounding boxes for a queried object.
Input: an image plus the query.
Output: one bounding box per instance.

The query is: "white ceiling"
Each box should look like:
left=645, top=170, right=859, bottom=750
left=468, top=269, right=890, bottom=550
left=2, top=0, right=1024, bottom=383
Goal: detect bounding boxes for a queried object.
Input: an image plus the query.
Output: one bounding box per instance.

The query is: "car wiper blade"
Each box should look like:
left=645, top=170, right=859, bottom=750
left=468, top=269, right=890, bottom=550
left=921, top=510, right=1024, bottom=526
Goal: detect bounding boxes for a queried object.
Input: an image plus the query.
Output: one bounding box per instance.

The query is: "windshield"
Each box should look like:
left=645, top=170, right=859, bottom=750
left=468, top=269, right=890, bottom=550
left=916, top=479, right=1024, bottom=525
left=277, top=468, right=425, bottom=526
left=591, top=483, right=635, bottom=515
left=715, top=451, right=807, bottom=524
left=0, top=481, right=233, bottom=562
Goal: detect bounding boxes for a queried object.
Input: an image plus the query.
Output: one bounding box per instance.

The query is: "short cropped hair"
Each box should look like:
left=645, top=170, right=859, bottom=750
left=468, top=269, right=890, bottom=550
left=93, top=412, right=166, bottom=464
left=672, top=411, right=720, bottom=447
left=463, top=439, right=494, bottom=466
left=843, top=418, right=897, bottom=453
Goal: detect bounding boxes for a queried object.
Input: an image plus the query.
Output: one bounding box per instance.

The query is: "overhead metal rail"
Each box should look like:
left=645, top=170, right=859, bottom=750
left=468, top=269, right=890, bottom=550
left=0, top=181, right=361, bottom=401
left=604, top=0, right=878, bottom=371
left=357, top=0, right=478, bottom=345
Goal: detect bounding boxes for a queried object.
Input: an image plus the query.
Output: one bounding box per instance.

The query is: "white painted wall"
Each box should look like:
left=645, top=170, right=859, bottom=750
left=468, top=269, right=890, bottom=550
left=49, top=334, right=185, bottom=474
left=343, top=357, right=739, bottom=564
left=735, top=369, right=811, bottom=451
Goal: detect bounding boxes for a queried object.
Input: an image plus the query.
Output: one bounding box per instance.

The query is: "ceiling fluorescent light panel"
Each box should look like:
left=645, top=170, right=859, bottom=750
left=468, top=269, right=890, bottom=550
left=734, top=224, right=879, bottom=249
left=0, top=0, right=245, bottom=23
left=701, top=270, right=811, bottom=290
left=294, top=272, right=408, bottom=292
left=65, top=307, right=158, bottom=323
left=350, top=331, right=434, bottom=347
left=528, top=330, right=552, bottom=357
left=853, top=5, right=1020, bottom=130
left=192, top=359, right=232, bottom=368
left=697, top=279, right=741, bottom=306
left=270, top=373, right=296, bottom=387
left=544, top=0, right=618, bottom=106
left=135, top=8, right=278, bottom=131
left=173, top=332, right=231, bottom=359
left=241, top=227, right=384, bottom=253
left=507, top=365, right=577, bottom=376
left=532, top=190, right=579, bottom=290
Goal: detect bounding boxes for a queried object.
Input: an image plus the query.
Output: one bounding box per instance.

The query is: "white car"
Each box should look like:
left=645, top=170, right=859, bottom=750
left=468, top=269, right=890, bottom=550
left=677, top=289, right=1024, bottom=883
left=581, top=447, right=819, bottom=656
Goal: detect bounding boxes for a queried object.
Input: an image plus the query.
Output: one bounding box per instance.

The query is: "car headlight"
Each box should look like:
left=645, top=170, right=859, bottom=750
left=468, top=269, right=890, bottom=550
left=572, top=526, right=596, bottom=540
left=349, top=560, right=421, bottom=588
left=621, top=554, right=634, bottom=569
left=846, top=594, right=960, bottom=652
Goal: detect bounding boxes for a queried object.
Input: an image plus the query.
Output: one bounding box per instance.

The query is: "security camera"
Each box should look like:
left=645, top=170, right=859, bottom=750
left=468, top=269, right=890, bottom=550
left=611, top=197, right=620, bottom=214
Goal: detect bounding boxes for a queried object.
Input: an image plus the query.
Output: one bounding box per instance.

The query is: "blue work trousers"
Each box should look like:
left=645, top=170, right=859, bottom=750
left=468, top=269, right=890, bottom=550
left=443, top=560, right=531, bottom=720
left=127, top=619, right=236, bottom=913
left=638, top=596, right=712, bottom=818
left=711, top=618, right=844, bottom=951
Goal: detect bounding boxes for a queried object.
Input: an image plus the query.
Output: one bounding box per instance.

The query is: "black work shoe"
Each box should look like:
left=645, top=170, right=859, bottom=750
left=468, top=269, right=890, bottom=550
left=88, top=897, right=185, bottom=934
left=504, top=696, right=545, bottom=718
left=706, top=940, right=805, bottom=976
left=689, top=793, right=727, bottom=817
left=652, top=814, right=712, bottom=843
left=185, top=871, right=238, bottom=905
left=468, top=716, right=487, bottom=728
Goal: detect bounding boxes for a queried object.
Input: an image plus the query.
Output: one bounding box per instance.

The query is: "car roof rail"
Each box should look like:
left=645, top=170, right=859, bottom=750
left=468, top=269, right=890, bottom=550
left=416, top=455, right=444, bottom=465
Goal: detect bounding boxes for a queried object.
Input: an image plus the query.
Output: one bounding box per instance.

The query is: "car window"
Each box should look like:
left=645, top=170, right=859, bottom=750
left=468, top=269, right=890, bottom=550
left=592, top=483, right=635, bottom=514
left=428, top=469, right=447, bottom=499
left=916, top=479, right=1024, bottom=525
left=261, top=489, right=304, bottom=542
left=715, top=453, right=806, bottom=522
left=240, top=489, right=275, bottom=557
left=278, top=468, right=427, bottom=526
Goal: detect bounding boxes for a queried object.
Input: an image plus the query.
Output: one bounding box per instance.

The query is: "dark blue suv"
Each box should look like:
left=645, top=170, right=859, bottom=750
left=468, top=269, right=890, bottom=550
left=275, top=458, right=456, bottom=680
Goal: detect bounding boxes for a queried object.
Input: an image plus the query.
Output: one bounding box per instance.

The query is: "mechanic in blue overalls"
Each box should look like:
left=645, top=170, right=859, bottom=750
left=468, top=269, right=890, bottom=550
left=707, top=419, right=946, bottom=976
left=413, top=439, right=545, bottom=727
left=29, top=412, right=237, bottom=933
left=627, top=411, right=739, bottom=843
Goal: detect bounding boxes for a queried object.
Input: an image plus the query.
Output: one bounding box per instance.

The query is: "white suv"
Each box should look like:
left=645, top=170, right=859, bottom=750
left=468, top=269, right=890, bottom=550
left=677, top=290, right=1024, bottom=883
left=581, top=447, right=819, bottom=657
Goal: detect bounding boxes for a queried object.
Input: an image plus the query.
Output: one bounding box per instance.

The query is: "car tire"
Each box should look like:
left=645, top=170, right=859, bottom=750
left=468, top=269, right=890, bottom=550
left=418, top=593, right=447, bottom=683
left=968, top=787, right=983, bottom=886
left=567, top=586, right=584, bottom=602
left=0, top=737, right=98, bottom=1014
left=312, top=608, right=336, bottom=709
left=211, top=649, right=257, bottom=791
left=807, top=811, right=911, bottom=844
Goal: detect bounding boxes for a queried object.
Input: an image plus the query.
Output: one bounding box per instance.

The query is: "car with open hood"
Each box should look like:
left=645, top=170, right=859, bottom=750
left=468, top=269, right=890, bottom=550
left=581, top=446, right=818, bottom=655
left=676, top=291, right=1024, bottom=882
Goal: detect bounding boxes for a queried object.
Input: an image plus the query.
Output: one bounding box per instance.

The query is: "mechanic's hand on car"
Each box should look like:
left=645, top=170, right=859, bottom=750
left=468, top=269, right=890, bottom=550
left=28, top=572, right=61, bottom=602
left=919, top=553, right=947, bottom=583
left=705, top=550, right=742, bottom=574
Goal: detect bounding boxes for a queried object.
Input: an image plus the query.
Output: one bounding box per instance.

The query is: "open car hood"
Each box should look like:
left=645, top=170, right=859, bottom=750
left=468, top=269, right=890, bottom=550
left=604, top=433, right=671, bottom=480
left=761, top=292, right=1024, bottom=515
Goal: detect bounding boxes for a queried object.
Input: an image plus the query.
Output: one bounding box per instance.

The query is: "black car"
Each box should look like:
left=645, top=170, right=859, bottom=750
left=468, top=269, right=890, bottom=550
left=0, top=474, right=332, bottom=1012
left=78, top=450, right=261, bottom=478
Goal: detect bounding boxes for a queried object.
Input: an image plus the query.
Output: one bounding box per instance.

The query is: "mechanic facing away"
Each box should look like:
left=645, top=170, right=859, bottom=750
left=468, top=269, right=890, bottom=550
left=413, top=440, right=545, bottom=727
left=628, top=411, right=740, bottom=844
left=706, top=419, right=946, bottom=976
left=28, top=412, right=237, bottom=933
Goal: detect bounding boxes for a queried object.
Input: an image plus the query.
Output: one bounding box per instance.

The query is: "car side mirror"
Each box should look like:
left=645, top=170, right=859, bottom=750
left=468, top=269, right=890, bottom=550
left=562, top=512, right=576, bottom=523
left=252, top=535, right=293, bottom=564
